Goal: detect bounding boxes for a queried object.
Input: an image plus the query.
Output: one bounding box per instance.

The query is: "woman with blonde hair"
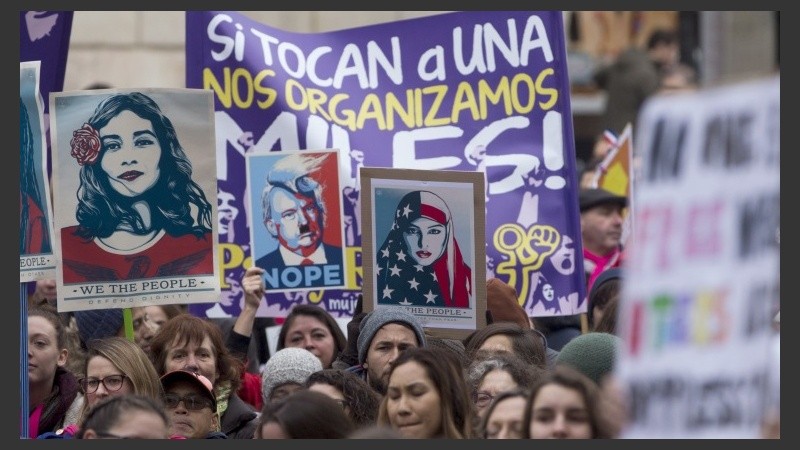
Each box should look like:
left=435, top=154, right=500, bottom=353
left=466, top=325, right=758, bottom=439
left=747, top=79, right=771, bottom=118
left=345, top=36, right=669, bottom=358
left=81, top=336, right=162, bottom=406
left=78, top=337, right=163, bottom=423
left=37, top=335, right=162, bottom=439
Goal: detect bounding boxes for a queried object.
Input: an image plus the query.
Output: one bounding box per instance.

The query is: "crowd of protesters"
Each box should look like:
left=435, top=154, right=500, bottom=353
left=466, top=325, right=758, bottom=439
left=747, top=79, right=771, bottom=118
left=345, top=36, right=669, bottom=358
left=26, top=187, right=780, bottom=440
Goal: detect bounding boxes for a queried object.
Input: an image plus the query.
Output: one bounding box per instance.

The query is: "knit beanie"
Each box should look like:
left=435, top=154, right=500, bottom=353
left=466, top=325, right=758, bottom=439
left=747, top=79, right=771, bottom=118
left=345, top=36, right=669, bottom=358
left=486, top=278, right=530, bottom=329
left=426, top=337, right=467, bottom=368
left=555, top=332, right=621, bottom=385
left=357, top=307, right=427, bottom=365
left=261, top=348, right=322, bottom=402
left=588, top=268, right=623, bottom=303
left=74, top=308, right=124, bottom=346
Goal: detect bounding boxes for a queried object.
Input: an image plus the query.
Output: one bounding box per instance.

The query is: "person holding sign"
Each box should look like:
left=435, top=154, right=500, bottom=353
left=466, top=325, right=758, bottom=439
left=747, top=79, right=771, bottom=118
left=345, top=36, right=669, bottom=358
left=60, top=91, right=214, bottom=283
left=376, top=190, right=472, bottom=308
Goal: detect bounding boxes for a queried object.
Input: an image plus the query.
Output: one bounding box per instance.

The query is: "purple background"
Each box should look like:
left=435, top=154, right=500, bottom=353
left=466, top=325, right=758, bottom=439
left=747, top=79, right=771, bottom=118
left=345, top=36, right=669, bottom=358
left=186, top=11, right=586, bottom=319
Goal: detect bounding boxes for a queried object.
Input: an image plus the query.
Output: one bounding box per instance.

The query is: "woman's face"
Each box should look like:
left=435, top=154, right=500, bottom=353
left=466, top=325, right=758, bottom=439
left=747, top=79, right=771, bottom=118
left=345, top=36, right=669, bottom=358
left=99, top=110, right=162, bottom=197
left=144, top=306, right=169, bottom=329
left=528, top=384, right=593, bottom=439
left=283, top=315, right=337, bottom=368
left=403, top=217, right=447, bottom=267
left=485, top=395, right=526, bottom=439
left=27, top=316, right=66, bottom=386
left=270, top=382, right=303, bottom=402
left=164, top=334, right=219, bottom=385
left=85, top=355, right=133, bottom=408
left=385, top=361, right=443, bottom=439
left=475, top=369, right=519, bottom=418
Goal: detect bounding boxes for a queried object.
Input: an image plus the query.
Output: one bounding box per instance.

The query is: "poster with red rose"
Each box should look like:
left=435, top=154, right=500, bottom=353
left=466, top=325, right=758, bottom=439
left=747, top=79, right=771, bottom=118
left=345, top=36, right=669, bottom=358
left=49, top=88, right=221, bottom=312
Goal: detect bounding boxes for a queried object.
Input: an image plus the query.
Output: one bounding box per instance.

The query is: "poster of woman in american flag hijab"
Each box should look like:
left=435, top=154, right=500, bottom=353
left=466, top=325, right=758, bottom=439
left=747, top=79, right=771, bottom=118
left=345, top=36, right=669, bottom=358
left=361, top=168, right=487, bottom=339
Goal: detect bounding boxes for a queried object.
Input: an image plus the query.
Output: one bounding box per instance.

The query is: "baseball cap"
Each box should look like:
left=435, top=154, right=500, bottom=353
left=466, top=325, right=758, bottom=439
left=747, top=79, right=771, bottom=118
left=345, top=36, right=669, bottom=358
left=579, top=188, right=628, bottom=213
left=160, top=370, right=216, bottom=411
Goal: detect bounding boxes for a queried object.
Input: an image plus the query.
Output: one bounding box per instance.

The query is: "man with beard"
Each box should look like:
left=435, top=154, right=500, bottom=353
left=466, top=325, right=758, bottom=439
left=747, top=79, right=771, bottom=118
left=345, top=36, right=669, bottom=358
left=347, top=308, right=427, bottom=395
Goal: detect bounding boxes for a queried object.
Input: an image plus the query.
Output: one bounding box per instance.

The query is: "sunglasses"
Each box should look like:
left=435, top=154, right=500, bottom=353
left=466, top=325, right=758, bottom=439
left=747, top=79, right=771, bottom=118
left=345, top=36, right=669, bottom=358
left=163, top=393, right=214, bottom=411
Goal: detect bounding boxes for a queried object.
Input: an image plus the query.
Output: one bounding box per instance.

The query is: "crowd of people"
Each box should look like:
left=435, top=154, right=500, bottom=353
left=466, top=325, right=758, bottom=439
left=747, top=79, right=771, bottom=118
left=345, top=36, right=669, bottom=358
left=25, top=179, right=778, bottom=440
left=27, top=278, right=618, bottom=439
left=23, top=26, right=778, bottom=440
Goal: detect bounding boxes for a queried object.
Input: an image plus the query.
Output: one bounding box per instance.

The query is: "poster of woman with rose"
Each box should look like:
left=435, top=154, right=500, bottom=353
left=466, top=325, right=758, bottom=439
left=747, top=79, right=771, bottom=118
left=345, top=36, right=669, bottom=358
left=49, top=88, right=221, bottom=312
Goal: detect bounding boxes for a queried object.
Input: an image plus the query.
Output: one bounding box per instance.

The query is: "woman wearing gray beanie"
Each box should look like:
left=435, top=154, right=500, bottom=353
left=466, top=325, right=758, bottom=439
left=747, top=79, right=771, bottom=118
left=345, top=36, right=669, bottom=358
left=261, top=347, right=322, bottom=405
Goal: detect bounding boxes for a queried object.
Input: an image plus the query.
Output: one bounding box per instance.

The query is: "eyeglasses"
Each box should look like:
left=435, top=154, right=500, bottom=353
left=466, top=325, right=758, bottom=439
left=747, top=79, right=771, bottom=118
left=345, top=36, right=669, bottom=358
left=163, top=393, right=214, bottom=411
left=79, top=375, right=128, bottom=394
left=474, top=391, right=495, bottom=408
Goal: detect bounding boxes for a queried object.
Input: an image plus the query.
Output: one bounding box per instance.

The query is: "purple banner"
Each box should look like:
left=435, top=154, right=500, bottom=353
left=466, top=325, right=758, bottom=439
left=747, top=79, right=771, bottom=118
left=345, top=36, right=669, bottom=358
left=20, top=11, right=73, bottom=182
left=186, top=11, right=586, bottom=319
left=20, top=11, right=73, bottom=114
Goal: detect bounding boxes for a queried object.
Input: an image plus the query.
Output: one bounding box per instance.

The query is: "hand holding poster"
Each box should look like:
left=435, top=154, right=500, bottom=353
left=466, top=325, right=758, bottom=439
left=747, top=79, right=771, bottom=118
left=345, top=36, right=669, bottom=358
left=50, top=88, right=221, bottom=312
left=616, top=76, right=780, bottom=438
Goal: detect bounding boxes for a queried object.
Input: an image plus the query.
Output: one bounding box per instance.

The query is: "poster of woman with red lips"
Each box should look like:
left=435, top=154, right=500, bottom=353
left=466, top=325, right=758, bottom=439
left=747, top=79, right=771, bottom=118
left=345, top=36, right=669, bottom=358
left=50, top=88, right=221, bottom=312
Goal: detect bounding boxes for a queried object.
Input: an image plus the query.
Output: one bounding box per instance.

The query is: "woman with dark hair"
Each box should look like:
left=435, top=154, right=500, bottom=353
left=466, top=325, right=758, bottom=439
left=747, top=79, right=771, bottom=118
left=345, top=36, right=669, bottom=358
left=60, top=91, right=213, bottom=283
left=378, top=347, right=476, bottom=439
left=20, top=97, right=51, bottom=255
left=376, top=190, right=472, bottom=308
left=464, top=322, right=547, bottom=370
left=479, top=389, right=529, bottom=439
left=74, top=394, right=170, bottom=439
left=587, top=267, right=623, bottom=330
left=277, top=304, right=347, bottom=369
left=255, top=390, right=354, bottom=439
left=593, top=295, right=619, bottom=335
left=304, top=368, right=382, bottom=427
left=27, top=306, right=83, bottom=437
left=522, top=365, right=614, bottom=439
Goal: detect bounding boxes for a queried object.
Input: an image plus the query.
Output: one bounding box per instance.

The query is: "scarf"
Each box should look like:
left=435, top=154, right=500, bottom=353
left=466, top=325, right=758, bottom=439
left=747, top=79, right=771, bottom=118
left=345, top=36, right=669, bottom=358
left=584, top=247, right=622, bottom=299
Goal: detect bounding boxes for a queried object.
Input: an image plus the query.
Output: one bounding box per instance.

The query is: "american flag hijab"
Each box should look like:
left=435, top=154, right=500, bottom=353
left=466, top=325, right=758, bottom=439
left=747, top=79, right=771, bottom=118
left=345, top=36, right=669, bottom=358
left=376, top=190, right=472, bottom=308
